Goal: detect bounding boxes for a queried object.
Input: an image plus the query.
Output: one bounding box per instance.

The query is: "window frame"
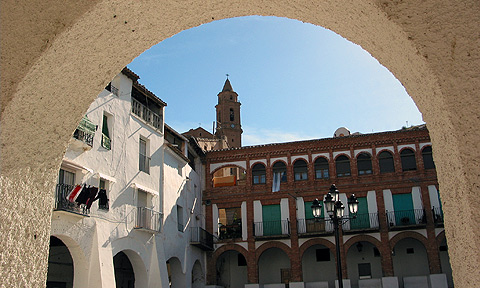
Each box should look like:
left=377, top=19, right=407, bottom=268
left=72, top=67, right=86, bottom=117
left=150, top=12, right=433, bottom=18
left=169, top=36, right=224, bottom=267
left=422, top=146, right=435, bottom=169
left=272, top=161, right=287, bottom=183
left=293, top=159, right=308, bottom=181
left=378, top=151, right=395, bottom=173
left=252, top=163, right=266, bottom=185
left=335, top=155, right=351, bottom=177
left=314, top=157, right=329, bottom=179
left=357, top=152, right=373, bottom=175
left=400, top=148, right=417, bottom=171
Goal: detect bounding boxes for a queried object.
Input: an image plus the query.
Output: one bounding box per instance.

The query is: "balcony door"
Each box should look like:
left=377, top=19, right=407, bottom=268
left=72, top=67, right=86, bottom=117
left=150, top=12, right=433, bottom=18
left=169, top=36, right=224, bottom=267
left=262, top=204, right=282, bottom=236
left=350, top=197, right=370, bottom=229
left=393, top=193, right=415, bottom=225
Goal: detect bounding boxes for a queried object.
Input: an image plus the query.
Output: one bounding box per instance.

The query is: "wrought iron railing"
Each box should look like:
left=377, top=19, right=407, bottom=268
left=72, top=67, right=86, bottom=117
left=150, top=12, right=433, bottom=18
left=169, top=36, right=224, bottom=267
left=297, top=218, right=333, bottom=234
left=135, top=207, right=162, bottom=233
left=254, top=220, right=290, bottom=237
left=346, top=212, right=379, bottom=231
left=190, top=227, right=215, bottom=250
left=219, top=223, right=242, bottom=240
left=386, top=209, right=426, bottom=228
left=432, top=206, right=444, bottom=225
left=54, top=183, right=89, bottom=216
left=101, top=133, right=111, bottom=150
left=131, top=98, right=163, bottom=131
left=73, top=116, right=95, bottom=147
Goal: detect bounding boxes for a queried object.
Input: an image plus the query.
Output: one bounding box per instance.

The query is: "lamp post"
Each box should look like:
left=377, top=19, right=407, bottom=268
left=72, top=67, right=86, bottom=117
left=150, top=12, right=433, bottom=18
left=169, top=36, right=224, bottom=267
left=311, top=184, right=358, bottom=288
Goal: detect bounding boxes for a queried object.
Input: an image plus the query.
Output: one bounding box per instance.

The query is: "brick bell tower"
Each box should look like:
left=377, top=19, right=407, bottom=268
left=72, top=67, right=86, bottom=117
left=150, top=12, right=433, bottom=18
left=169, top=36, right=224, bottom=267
left=215, top=76, right=242, bottom=148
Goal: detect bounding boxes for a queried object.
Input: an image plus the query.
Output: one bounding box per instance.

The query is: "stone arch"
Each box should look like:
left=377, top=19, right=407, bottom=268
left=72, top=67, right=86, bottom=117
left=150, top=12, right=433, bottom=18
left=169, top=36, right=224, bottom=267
left=299, top=238, right=336, bottom=256
left=436, top=230, right=446, bottom=246
left=1, top=1, right=479, bottom=287
left=255, top=241, right=292, bottom=263
left=48, top=234, right=89, bottom=288
left=210, top=164, right=246, bottom=176
left=212, top=244, right=249, bottom=265
left=192, top=260, right=205, bottom=288
left=344, top=234, right=382, bottom=255
left=213, top=245, right=249, bottom=288
left=167, top=256, right=186, bottom=288
left=271, top=159, right=287, bottom=166
left=114, top=249, right=148, bottom=288
left=389, top=231, right=429, bottom=249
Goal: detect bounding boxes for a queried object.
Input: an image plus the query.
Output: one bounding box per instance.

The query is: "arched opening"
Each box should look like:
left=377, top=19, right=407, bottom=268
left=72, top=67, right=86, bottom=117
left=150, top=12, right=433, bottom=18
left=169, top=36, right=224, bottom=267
left=258, top=247, right=291, bottom=285
left=301, top=244, right=336, bottom=287
left=192, top=260, right=205, bottom=288
left=113, top=251, right=135, bottom=288
left=47, top=236, right=73, bottom=288
left=167, top=257, right=186, bottom=288
left=293, top=159, right=308, bottom=181
left=422, top=146, right=435, bottom=170
left=335, top=155, right=351, bottom=177
left=2, top=3, right=479, bottom=288
left=392, top=237, right=430, bottom=287
left=212, top=165, right=247, bottom=187
left=357, top=153, right=372, bottom=175
left=252, top=163, right=266, bottom=185
left=216, top=250, right=248, bottom=288
left=346, top=241, right=382, bottom=287
left=400, top=148, right=417, bottom=171
left=378, top=151, right=395, bottom=174
left=314, top=157, right=329, bottom=179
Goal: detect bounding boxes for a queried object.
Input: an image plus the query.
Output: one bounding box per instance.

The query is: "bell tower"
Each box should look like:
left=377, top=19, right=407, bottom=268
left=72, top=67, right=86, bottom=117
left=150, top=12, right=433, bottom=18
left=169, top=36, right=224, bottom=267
left=215, top=77, right=242, bottom=147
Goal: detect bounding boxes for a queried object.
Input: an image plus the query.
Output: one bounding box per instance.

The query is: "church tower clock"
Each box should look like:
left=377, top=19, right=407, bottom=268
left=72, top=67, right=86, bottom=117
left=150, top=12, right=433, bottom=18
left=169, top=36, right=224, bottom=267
left=215, top=77, right=242, bottom=147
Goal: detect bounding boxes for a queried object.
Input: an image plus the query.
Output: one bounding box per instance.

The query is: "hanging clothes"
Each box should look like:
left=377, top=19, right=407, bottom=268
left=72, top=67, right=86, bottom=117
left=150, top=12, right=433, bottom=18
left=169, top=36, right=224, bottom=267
left=95, top=189, right=109, bottom=209
left=75, top=185, right=90, bottom=205
left=66, top=185, right=82, bottom=203
left=85, top=186, right=99, bottom=209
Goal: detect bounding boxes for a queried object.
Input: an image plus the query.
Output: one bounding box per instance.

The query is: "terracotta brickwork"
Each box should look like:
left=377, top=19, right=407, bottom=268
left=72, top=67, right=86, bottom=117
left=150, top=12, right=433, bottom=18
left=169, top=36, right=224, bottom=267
left=205, top=126, right=446, bottom=285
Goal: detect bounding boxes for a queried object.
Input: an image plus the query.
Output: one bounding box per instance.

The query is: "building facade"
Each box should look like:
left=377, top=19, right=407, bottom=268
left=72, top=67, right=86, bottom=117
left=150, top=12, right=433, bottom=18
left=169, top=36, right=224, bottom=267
left=48, top=68, right=210, bottom=288
left=203, top=126, right=452, bottom=288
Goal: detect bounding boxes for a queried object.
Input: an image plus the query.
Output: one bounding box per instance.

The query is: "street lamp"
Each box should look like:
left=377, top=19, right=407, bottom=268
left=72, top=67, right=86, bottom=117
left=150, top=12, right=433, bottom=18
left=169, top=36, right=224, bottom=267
left=311, top=184, right=358, bottom=288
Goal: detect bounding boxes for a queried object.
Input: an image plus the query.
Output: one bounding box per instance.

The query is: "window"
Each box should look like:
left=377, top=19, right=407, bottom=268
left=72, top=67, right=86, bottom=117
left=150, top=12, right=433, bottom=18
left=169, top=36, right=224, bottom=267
left=230, top=109, right=234, bottom=121
left=101, top=113, right=112, bottom=150
left=139, top=138, right=150, bottom=174
left=357, top=153, right=372, bottom=175
left=314, top=157, right=329, bottom=179
left=335, top=155, right=351, bottom=177
left=177, top=205, right=184, bottom=232
left=58, top=169, right=75, bottom=186
left=98, top=179, right=109, bottom=210
left=252, top=163, right=266, bottom=184
left=378, top=151, right=395, bottom=173
left=272, top=162, right=287, bottom=182
left=422, top=146, right=435, bottom=169
left=401, top=149, right=417, bottom=171
left=294, top=159, right=308, bottom=181
left=219, top=207, right=242, bottom=226
left=358, top=263, right=372, bottom=279
left=316, top=248, right=331, bottom=262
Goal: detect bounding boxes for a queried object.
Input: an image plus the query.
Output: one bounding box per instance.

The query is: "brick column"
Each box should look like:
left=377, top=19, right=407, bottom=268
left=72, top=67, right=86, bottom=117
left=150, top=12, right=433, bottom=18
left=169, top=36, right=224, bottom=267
left=266, top=154, right=272, bottom=187
left=420, top=183, right=442, bottom=274
left=372, top=144, right=380, bottom=176
left=287, top=152, right=294, bottom=183
left=329, top=149, right=336, bottom=181
left=246, top=198, right=258, bottom=283
left=288, top=197, right=302, bottom=282
left=350, top=146, right=358, bottom=182
left=392, top=142, right=402, bottom=175
left=415, top=141, right=425, bottom=172
left=307, top=150, right=315, bottom=183
left=376, top=189, right=395, bottom=276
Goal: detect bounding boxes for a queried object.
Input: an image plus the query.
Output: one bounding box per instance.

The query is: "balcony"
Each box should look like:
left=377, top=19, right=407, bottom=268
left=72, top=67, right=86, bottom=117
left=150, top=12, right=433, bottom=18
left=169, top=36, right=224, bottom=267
left=134, top=207, right=162, bottom=233
left=131, top=98, right=163, bottom=132
left=254, top=220, right=290, bottom=238
left=72, top=116, right=95, bottom=149
left=344, top=212, right=380, bottom=232
left=213, top=175, right=237, bottom=187
left=298, top=218, right=333, bottom=236
left=53, top=183, right=89, bottom=216
left=386, top=209, right=426, bottom=230
left=190, top=227, right=216, bottom=251
left=219, top=223, right=242, bottom=240
left=432, top=206, right=444, bottom=227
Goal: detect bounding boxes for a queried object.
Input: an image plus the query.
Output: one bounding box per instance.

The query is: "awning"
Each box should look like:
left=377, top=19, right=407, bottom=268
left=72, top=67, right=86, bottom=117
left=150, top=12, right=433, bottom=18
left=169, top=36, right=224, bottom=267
left=61, top=159, right=93, bottom=174
left=131, top=183, right=159, bottom=196
left=95, top=172, right=116, bottom=183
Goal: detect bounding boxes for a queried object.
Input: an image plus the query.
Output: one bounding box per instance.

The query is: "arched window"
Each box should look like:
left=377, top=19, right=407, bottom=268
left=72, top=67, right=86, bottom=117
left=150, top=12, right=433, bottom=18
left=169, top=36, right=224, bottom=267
left=252, top=163, right=266, bottom=184
left=378, top=151, right=395, bottom=173
left=230, top=108, right=234, bottom=121
left=357, top=153, right=372, bottom=175
left=314, top=157, right=329, bottom=179
left=272, top=162, right=287, bottom=183
left=401, top=149, right=417, bottom=171
left=336, top=155, right=351, bottom=177
left=422, top=146, right=435, bottom=169
left=294, top=159, right=308, bottom=181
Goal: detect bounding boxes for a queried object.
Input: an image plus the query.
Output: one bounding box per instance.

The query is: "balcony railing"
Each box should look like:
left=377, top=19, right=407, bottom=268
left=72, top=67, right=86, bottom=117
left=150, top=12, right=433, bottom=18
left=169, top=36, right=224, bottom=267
left=254, top=220, right=290, bottom=237
left=345, top=212, right=380, bottom=231
left=73, top=116, right=95, bottom=147
left=190, top=227, right=215, bottom=251
left=297, top=218, right=333, bottom=235
left=54, top=183, right=89, bottom=216
left=219, top=223, right=242, bottom=240
left=135, top=207, right=162, bottom=233
left=432, top=206, right=444, bottom=226
left=131, top=98, right=163, bottom=131
left=101, top=133, right=111, bottom=150
left=386, top=209, right=426, bottom=229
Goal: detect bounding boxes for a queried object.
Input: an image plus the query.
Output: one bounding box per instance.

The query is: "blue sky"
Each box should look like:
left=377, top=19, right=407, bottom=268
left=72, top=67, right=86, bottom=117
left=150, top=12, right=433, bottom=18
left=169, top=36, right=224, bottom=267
left=128, top=16, right=423, bottom=146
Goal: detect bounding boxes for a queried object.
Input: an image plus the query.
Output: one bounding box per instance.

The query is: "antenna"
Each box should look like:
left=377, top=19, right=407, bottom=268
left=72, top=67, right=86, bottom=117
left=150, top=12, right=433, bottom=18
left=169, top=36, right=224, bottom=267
left=226, top=73, right=229, bottom=79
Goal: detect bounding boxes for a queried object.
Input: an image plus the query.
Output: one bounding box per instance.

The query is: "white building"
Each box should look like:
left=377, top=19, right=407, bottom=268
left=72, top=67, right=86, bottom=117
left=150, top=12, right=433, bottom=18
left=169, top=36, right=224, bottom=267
left=48, top=68, right=210, bottom=288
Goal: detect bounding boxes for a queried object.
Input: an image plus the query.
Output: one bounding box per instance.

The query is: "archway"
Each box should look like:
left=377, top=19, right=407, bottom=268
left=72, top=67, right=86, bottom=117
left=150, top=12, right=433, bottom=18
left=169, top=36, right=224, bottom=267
left=301, top=244, right=336, bottom=287
left=113, top=251, right=135, bottom=288
left=216, top=250, right=248, bottom=288
left=1, top=2, right=479, bottom=288
left=392, top=237, right=430, bottom=287
left=192, top=260, right=205, bottom=288
left=346, top=241, right=383, bottom=287
left=47, top=236, right=73, bottom=288
left=258, top=247, right=291, bottom=285
left=167, top=257, right=186, bottom=288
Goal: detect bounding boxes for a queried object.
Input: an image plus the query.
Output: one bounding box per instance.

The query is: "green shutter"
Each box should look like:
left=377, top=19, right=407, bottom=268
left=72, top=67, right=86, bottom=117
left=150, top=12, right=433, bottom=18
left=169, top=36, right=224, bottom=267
left=350, top=197, right=369, bottom=229
left=305, top=201, right=324, bottom=219
left=262, top=204, right=282, bottom=236
left=393, top=193, right=415, bottom=225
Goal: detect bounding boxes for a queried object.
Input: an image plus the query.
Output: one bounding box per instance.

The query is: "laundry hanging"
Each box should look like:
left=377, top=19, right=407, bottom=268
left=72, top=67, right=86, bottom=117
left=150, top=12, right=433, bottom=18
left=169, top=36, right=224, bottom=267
left=66, top=185, right=82, bottom=202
